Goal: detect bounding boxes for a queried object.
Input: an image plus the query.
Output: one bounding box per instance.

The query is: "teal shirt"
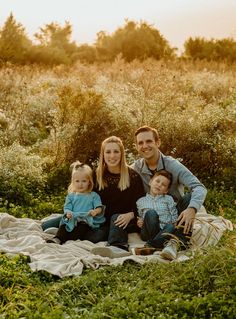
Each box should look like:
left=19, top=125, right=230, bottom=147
left=60, top=191, right=105, bottom=232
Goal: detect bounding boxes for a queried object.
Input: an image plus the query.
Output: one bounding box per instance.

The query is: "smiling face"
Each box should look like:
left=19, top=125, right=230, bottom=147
left=149, top=174, right=170, bottom=196
left=103, top=142, right=122, bottom=171
left=135, top=131, right=161, bottom=161
left=72, top=171, right=91, bottom=193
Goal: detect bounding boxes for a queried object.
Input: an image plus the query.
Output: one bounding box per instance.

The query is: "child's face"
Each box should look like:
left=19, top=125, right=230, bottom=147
left=73, top=172, right=90, bottom=193
left=149, top=175, right=170, bottom=196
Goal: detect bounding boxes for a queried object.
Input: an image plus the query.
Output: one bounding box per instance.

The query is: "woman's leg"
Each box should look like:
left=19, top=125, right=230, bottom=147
left=108, top=213, right=128, bottom=247
left=107, top=214, right=140, bottom=248
left=84, top=225, right=109, bottom=243
left=140, top=210, right=160, bottom=241
left=41, top=215, right=62, bottom=230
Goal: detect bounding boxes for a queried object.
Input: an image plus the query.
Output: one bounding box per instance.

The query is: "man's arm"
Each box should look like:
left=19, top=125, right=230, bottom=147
left=168, top=159, right=207, bottom=233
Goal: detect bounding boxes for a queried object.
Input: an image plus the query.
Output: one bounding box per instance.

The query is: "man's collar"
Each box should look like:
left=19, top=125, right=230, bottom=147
left=141, top=151, right=164, bottom=174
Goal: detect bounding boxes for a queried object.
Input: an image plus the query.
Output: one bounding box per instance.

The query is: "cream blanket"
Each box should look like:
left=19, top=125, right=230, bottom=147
left=0, top=207, right=233, bottom=278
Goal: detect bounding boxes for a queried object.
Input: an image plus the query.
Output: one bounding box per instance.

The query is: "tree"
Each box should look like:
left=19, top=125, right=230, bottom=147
left=184, top=37, right=236, bottom=62
left=95, top=20, right=175, bottom=62
left=0, top=13, right=32, bottom=63
left=77, top=44, right=97, bottom=63
left=34, top=22, right=78, bottom=65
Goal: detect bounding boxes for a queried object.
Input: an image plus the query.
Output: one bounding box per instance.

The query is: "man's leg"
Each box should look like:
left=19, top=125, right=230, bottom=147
left=176, top=193, right=192, bottom=247
left=140, top=210, right=160, bottom=241
left=176, top=193, right=191, bottom=214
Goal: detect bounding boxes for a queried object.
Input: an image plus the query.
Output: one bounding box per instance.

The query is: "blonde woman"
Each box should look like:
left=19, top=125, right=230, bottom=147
left=91, top=136, right=144, bottom=257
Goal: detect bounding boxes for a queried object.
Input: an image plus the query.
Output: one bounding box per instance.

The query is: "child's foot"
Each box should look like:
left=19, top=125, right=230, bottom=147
left=160, top=239, right=178, bottom=260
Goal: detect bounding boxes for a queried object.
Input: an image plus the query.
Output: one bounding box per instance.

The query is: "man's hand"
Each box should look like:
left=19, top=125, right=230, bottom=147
left=114, top=212, right=134, bottom=229
left=177, top=207, right=196, bottom=234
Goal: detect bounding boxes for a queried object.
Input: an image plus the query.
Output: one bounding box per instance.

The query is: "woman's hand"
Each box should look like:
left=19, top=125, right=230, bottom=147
left=114, top=212, right=134, bottom=229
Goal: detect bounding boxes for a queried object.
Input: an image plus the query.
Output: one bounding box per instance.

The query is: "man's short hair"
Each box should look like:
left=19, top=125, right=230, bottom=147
left=134, top=125, right=160, bottom=141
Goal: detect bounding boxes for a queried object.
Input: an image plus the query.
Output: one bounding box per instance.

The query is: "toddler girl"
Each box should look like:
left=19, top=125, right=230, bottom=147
left=47, top=162, right=105, bottom=244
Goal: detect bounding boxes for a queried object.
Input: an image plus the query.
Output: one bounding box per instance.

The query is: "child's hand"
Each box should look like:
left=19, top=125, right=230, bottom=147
left=66, top=212, right=72, bottom=219
left=137, top=217, right=143, bottom=228
left=89, top=210, right=97, bottom=217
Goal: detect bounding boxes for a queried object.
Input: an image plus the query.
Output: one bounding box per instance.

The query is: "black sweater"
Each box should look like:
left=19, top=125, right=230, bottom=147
left=94, top=167, right=145, bottom=224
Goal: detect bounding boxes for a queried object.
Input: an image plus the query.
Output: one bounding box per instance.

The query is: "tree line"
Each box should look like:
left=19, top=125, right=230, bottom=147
left=0, top=13, right=236, bottom=65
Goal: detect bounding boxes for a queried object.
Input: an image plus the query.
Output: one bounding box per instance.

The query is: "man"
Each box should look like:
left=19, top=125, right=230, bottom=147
left=131, top=125, right=207, bottom=235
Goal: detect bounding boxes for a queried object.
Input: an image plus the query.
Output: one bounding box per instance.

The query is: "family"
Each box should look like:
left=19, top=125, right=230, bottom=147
left=43, top=125, right=207, bottom=260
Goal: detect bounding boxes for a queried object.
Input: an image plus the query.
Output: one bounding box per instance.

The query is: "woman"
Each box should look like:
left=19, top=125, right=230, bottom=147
left=91, top=136, right=144, bottom=256
left=42, top=136, right=144, bottom=255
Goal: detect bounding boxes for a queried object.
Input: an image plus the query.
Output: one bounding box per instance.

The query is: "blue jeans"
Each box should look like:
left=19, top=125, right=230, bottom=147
left=108, top=213, right=140, bottom=247
left=41, top=215, right=62, bottom=230
left=147, top=223, right=175, bottom=248
left=84, top=225, right=109, bottom=243
left=141, top=193, right=192, bottom=248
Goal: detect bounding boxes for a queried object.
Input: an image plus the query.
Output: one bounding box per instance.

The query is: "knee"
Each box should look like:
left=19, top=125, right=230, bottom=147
left=165, top=224, right=175, bottom=233
left=111, top=213, right=120, bottom=223
left=144, top=210, right=159, bottom=221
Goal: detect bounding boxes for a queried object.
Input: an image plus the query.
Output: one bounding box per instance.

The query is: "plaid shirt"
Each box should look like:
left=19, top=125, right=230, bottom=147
left=136, top=193, right=178, bottom=229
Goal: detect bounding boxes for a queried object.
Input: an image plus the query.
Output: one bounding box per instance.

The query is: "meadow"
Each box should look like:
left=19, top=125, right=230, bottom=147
left=0, top=59, right=235, bottom=318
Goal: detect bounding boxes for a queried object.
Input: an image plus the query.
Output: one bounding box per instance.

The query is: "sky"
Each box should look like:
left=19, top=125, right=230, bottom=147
left=1, top=0, right=236, bottom=51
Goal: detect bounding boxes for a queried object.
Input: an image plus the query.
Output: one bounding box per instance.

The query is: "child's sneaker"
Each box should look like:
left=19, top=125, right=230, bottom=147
left=91, top=246, right=131, bottom=258
left=160, top=239, right=178, bottom=260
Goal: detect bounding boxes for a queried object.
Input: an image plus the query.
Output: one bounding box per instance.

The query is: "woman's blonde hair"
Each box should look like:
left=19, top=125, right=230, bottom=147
left=68, top=161, right=93, bottom=193
left=96, top=136, right=130, bottom=191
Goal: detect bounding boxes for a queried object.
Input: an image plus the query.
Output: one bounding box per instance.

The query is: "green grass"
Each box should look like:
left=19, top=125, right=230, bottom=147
left=0, top=241, right=235, bottom=318
left=0, top=187, right=235, bottom=318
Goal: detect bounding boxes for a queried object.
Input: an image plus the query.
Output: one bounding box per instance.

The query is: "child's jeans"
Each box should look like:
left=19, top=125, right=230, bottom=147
left=141, top=193, right=193, bottom=249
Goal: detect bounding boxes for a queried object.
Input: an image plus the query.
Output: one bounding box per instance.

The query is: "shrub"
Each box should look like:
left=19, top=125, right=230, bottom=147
left=0, top=143, right=46, bottom=205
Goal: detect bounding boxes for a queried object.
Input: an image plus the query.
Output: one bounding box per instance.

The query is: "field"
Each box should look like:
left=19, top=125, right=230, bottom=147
left=0, top=59, right=235, bottom=318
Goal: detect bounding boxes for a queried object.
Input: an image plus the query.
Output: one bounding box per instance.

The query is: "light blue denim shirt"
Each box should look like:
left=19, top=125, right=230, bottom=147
left=131, top=152, right=207, bottom=212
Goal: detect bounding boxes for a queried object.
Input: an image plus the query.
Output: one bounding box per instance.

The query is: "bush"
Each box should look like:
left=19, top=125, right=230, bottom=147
left=0, top=143, right=46, bottom=205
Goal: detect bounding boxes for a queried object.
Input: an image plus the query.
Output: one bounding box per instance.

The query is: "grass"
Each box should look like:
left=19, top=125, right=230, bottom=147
left=0, top=186, right=235, bottom=319
left=0, top=238, right=235, bottom=318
